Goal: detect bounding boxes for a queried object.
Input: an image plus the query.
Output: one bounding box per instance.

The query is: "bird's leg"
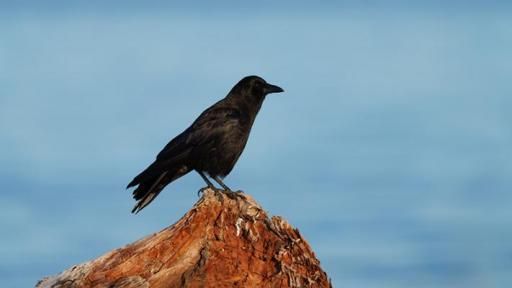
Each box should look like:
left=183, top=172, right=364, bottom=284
left=212, top=176, right=246, bottom=200
left=197, top=171, right=216, bottom=188
left=197, top=171, right=218, bottom=196
left=212, top=175, right=232, bottom=191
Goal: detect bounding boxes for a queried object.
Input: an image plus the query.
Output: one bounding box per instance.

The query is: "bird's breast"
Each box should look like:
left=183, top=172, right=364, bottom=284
left=198, top=126, right=251, bottom=177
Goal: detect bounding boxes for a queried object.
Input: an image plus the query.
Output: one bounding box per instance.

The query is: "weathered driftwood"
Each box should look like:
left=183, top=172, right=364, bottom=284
left=37, top=189, right=331, bottom=288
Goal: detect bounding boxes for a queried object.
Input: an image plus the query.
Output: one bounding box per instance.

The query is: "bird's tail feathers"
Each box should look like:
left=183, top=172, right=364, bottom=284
left=127, top=161, right=162, bottom=189
left=130, top=165, right=190, bottom=214
left=131, top=171, right=168, bottom=214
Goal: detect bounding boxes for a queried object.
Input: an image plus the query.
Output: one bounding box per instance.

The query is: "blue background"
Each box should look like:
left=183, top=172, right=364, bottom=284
left=1, top=1, right=511, bottom=287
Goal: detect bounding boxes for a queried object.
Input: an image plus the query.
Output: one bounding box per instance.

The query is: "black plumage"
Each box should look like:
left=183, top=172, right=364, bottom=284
left=127, top=76, right=284, bottom=213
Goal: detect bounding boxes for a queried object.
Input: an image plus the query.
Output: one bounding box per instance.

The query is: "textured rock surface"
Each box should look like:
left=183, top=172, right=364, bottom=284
left=37, top=189, right=331, bottom=288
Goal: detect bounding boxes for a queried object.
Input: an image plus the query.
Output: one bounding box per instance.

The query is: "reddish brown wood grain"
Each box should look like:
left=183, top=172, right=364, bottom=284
left=37, top=189, right=331, bottom=288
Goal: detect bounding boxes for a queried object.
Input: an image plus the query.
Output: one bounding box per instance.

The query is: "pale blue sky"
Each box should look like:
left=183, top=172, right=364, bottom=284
left=1, top=2, right=512, bottom=287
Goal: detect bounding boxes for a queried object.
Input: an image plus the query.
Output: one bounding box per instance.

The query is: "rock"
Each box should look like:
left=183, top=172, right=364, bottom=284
left=36, top=189, right=331, bottom=288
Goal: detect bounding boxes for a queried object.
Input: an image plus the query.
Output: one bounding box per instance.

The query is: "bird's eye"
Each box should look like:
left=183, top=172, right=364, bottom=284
left=255, top=80, right=264, bottom=88
left=252, top=81, right=265, bottom=94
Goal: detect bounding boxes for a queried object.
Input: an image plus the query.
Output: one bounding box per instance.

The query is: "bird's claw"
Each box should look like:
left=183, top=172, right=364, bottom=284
left=197, top=186, right=217, bottom=197
left=223, top=190, right=246, bottom=200
left=197, top=186, right=245, bottom=201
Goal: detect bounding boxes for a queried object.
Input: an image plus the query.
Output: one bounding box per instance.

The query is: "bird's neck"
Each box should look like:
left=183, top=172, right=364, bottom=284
left=233, top=95, right=264, bottom=122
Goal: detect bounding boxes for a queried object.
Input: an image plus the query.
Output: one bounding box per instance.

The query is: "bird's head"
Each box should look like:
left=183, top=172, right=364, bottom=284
left=231, top=75, right=284, bottom=101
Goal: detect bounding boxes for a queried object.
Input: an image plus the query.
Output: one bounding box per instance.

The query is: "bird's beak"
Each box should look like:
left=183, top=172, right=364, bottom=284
left=264, top=83, right=284, bottom=94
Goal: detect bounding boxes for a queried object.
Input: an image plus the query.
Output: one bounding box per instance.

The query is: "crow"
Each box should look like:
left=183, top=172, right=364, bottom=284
left=127, top=76, right=284, bottom=213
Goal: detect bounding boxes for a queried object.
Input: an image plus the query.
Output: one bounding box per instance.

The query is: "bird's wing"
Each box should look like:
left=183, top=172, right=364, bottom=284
left=127, top=127, right=194, bottom=189
left=189, top=106, right=242, bottom=142
left=128, top=106, right=241, bottom=189
left=155, top=128, right=192, bottom=160
left=157, top=106, right=242, bottom=159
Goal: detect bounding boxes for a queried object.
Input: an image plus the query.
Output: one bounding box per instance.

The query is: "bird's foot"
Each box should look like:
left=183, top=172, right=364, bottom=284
left=223, top=190, right=246, bottom=200
left=212, top=188, right=226, bottom=202
left=197, top=186, right=226, bottom=203
left=197, top=186, right=217, bottom=197
left=198, top=186, right=245, bottom=201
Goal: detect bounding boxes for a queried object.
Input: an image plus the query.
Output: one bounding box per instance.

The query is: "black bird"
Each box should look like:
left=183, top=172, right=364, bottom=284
left=127, top=76, right=284, bottom=213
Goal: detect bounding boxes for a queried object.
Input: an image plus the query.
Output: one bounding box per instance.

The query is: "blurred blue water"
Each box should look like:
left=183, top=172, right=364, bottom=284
left=1, top=3, right=511, bottom=288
